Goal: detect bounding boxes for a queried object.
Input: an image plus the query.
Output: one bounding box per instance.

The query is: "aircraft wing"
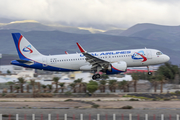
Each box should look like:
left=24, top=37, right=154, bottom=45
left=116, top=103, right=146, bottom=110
left=76, top=43, right=110, bottom=70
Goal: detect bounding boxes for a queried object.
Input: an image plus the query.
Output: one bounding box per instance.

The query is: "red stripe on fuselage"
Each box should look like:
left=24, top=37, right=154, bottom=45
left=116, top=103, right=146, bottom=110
left=135, top=52, right=147, bottom=62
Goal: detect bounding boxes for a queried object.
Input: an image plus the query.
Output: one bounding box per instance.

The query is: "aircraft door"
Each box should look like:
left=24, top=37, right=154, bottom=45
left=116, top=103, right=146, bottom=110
left=42, top=57, right=48, bottom=67
left=146, top=50, right=152, bottom=59
left=108, top=55, right=111, bottom=62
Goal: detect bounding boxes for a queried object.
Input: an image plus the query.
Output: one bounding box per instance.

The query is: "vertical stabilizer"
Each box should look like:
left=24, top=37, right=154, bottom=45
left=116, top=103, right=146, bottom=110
left=12, top=33, right=42, bottom=60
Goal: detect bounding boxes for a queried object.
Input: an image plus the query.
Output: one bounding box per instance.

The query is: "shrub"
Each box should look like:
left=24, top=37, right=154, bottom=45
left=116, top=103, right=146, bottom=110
left=163, top=98, right=170, bottom=101
left=97, top=99, right=101, bottom=101
left=91, top=104, right=100, bottom=108
left=152, top=98, right=157, bottom=101
left=175, top=91, right=180, bottom=94
left=121, top=105, right=133, bottom=109
left=64, top=99, right=73, bottom=102
left=1, top=93, right=6, bottom=97
left=129, top=98, right=139, bottom=101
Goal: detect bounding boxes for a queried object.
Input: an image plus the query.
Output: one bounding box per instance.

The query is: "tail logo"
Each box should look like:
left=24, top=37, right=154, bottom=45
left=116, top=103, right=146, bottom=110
left=132, top=50, right=147, bottom=62
left=22, top=45, right=33, bottom=53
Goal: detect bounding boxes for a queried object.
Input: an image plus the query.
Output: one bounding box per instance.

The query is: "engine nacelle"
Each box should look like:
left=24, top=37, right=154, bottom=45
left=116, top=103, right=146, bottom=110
left=106, top=61, right=127, bottom=74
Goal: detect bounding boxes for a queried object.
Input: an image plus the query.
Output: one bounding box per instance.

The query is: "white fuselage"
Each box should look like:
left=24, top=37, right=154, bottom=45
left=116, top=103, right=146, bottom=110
left=32, top=48, right=169, bottom=71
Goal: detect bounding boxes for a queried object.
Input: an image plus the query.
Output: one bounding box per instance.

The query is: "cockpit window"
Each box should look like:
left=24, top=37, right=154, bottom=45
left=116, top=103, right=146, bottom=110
left=156, top=52, right=163, bottom=55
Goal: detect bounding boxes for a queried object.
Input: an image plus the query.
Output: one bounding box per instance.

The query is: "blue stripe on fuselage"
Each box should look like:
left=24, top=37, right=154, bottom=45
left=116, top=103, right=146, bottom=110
left=11, top=60, right=77, bottom=72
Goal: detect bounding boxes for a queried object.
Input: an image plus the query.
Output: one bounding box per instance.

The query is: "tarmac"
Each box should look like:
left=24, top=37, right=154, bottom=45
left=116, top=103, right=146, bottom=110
left=0, top=98, right=179, bottom=120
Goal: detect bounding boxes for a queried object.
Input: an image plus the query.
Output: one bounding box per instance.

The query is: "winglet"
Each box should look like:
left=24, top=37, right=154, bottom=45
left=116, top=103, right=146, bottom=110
left=76, top=43, right=86, bottom=53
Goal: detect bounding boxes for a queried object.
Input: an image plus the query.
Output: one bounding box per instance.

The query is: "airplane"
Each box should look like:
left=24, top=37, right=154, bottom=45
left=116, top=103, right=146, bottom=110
left=11, top=33, right=170, bottom=80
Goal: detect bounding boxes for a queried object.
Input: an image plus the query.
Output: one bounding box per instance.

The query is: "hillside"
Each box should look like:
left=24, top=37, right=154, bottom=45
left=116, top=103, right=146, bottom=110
left=0, top=22, right=91, bottom=34
left=120, top=23, right=180, bottom=36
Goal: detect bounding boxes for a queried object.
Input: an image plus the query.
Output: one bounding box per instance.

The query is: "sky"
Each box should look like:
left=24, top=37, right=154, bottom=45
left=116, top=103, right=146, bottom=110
left=0, top=0, right=180, bottom=28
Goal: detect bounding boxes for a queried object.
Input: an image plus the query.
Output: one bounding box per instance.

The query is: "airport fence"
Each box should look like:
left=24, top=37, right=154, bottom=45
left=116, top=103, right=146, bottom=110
left=0, top=114, right=179, bottom=120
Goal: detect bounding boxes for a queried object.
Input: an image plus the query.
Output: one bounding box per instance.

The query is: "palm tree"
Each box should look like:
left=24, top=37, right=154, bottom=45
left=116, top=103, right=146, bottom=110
left=99, top=74, right=109, bottom=93
left=42, top=85, right=47, bottom=93
left=109, top=80, right=117, bottom=92
left=18, top=77, right=25, bottom=93
left=37, top=82, right=41, bottom=93
left=131, top=73, right=139, bottom=92
left=69, top=83, right=76, bottom=93
left=26, top=84, right=30, bottom=93
left=74, top=78, right=84, bottom=93
left=59, top=83, right=65, bottom=93
left=150, top=76, right=159, bottom=93
left=156, top=75, right=166, bottom=93
left=52, top=77, right=60, bottom=93
left=6, top=82, right=14, bottom=93
left=99, top=80, right=107, bottom=93
left=118, top=80, right=128, bottom=92
left=30, top=79, right=36, bottom=97
left=47, top=84, right=52, bottom=93
left=14, top=85, right=20, bottom=93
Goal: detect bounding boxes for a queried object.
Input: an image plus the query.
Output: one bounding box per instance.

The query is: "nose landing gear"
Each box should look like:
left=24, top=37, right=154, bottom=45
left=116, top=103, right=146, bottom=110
left=148, top=71, right=152, bottom=75
left=147, top=66, right=152, bottom=75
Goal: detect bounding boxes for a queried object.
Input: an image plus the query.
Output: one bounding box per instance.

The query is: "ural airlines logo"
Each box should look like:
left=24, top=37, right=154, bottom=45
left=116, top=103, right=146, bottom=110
left=132, top=50, right=147, bottom=62
left=22, top=45, right=33, bottom=53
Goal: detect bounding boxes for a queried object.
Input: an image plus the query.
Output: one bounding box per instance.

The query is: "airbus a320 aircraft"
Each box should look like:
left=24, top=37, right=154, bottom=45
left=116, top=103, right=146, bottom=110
left=11, top=33, right=170, bottom=80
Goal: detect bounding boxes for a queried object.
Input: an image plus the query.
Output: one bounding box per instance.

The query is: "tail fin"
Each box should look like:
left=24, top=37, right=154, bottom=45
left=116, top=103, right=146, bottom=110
left=12, top=33, right=43, bottom=60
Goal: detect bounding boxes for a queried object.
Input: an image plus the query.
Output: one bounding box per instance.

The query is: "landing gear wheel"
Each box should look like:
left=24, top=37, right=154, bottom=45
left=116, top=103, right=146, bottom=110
left=92, top=74, right=101, bottom=80
left=95, top=74, right=101, bottom=79
left=148, top=72, right=152, bottom=75
left=92, top=75, right=97, bottom=80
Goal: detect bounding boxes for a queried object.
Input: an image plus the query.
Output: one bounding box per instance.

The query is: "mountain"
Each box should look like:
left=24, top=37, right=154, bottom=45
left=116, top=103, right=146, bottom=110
left=101, top=29, right=124, bottom=36
left=0, top=20, right=92, bottom=34
left=0, top=20, right=127, bottom=35
left=0, top=18, right=16, bottom=23
left=120, top=23, right=180, bottom=36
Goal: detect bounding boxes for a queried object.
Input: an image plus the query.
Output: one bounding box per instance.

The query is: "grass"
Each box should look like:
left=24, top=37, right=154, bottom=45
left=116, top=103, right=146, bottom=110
left=123, top=95, right=164, bottom=101
left=124, top=95, right=151, bottom=100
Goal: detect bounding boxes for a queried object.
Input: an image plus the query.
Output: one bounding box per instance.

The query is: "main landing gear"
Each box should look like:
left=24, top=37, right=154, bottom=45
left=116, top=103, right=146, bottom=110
left=92, top=74, right=101, bottom=80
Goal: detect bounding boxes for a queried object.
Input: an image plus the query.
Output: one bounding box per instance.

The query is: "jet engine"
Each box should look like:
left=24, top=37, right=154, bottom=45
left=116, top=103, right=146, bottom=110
left=106, top=61, right=127, bottom=74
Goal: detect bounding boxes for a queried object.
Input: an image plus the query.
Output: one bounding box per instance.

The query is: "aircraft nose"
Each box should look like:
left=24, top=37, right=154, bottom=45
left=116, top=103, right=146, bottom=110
left=164, top=55, right=170, bottom=62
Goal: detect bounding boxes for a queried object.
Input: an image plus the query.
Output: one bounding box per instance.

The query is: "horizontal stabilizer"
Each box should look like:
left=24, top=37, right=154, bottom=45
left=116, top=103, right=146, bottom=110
left=16, top=59, right=34, bottom=65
